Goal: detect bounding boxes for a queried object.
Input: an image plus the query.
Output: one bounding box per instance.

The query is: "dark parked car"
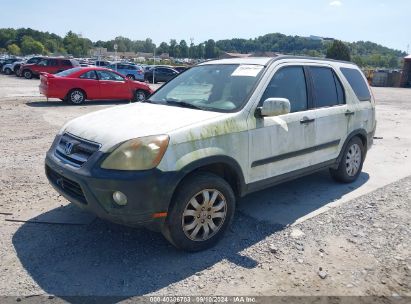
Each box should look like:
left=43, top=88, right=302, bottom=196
left=15, top=57, right=46, bottom=76
left=173, top=66, right=189, bottom=73
left=144, top=67, right=179, bottom=83
left=95, top=60, right=111, bottom=67
left=19, top=58, right=80, bottom=79
left=0, top=58, right=20, bottom=69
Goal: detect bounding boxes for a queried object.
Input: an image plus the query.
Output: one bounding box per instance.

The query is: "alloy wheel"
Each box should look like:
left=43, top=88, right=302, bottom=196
left=345, top=143, right=361, bottom=176
left=182, top=189, right=227, bottom=241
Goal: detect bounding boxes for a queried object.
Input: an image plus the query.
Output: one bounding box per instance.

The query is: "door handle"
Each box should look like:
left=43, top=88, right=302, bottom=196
left=345, top=110, right=355, bottom=116
left=300, top=117, right=315, bottom=124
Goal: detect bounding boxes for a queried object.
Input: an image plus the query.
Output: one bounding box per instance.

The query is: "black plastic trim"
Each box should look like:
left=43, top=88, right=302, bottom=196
left=245, top=159, right=337, bottom=195
left=251, top=140, right=341, bottom=168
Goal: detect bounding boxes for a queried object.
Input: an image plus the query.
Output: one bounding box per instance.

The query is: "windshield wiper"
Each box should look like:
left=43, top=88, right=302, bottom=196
left=165, top=99, right=204, bottom=110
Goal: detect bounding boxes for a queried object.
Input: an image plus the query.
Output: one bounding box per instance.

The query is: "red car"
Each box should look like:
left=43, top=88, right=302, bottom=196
left=20, top=58, right=80, bottom=79
left=39, top=67, right=153, bottom=104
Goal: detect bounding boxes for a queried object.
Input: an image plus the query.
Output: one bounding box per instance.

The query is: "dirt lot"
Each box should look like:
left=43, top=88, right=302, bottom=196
left=0, top=74, right=410, bottom=301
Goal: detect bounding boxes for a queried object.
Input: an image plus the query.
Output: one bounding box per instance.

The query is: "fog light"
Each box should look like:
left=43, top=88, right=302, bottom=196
left=113, top=191, right=127, bottom=206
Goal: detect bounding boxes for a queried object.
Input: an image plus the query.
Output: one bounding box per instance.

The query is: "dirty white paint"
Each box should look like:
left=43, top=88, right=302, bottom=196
left=61, top=57, right=375, bottom=191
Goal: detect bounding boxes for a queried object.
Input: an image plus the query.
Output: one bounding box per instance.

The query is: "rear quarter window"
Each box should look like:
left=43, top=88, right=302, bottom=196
left=340, top=67, right=371, bottom=101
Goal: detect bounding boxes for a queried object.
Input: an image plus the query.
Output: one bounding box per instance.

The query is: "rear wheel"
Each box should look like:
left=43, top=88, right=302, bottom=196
left=23, top=70, right=33, bottom=79
left=67, top=89, right=85, bottom=105
left=4, top=68, right=12, bottom=75
left=330, top=137, right=364, bottom=183
left=162, top=172, right=235, bottom=251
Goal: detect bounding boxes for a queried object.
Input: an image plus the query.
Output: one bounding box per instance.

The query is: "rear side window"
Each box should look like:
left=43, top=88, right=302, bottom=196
left=61, top=60, right=72, bottom=66
left=79, top=70, right=97, bottom=79
left=310, top=67, right=344, bottom=108
left=48, top=59, right=58, bottom=66
left=261, top=66, right=308, bottom=112
left=56, top=67, right=82, bottom=77
left=340, top=68, right=371, bottom=101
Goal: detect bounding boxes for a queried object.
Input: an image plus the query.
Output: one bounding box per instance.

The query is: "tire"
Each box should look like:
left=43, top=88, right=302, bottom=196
left=133, top=90, right=147, bottom=102
left=126, top=74, right=135, bottom=80
left=23, top=70, right=33, bottom=79
left=330, top=136, right=364, bottom=183
left=4, top=68, right=12, bottom=75
left=162, top=172, right=235, bottom=251
left=67, top=89, right=86, bottom=105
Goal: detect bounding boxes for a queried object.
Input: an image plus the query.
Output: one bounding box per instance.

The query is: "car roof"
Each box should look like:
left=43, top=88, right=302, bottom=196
left=200, top=55, right=357, bottom=67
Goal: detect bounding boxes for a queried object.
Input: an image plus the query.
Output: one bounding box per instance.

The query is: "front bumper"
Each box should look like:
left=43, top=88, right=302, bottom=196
left=45, top=136, right=179, bottom=231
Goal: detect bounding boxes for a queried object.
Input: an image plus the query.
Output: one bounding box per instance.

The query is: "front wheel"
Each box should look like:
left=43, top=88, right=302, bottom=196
left=23, top=70, right=33, bottom=79
left=4, top=68, right=12, bottom=75
left=68, top=89, right=85, bottom=105
left=330, top=137, right=364, bottom=183
left=133, top=90, right=148, bottom=102
left=162, top=172, right=235, bottom=251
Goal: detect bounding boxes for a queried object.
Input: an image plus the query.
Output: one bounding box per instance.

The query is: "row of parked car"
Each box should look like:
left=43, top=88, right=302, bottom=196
left=0, top=56, right=189, bottom=83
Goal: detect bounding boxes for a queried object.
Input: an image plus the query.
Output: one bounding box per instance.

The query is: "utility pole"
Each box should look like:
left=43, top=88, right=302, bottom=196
left=407, top=44, right=410, bottom=55
left=114, top=43, right=118, bottom=71
left=152, top=43, right=156, bottom=84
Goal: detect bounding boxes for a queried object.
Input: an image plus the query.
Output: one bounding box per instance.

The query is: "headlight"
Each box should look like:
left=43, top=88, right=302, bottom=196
left=101, top=135, right=169, bottom=170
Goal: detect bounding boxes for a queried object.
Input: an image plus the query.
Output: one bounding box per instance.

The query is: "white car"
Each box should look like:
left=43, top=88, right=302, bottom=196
left=45, top=56, right=376, bottom=251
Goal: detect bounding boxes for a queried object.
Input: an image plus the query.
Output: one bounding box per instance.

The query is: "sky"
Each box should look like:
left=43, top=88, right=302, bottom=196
left=1, top=0, right=410, bottom=52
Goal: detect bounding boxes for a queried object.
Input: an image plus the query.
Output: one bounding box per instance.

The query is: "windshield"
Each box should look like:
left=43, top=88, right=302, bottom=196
left=148, top=64, right=264, bottom=112
left=56, top=67, right=82, bottom=77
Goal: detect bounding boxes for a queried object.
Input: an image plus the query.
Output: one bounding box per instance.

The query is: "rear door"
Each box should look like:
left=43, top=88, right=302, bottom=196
left=47, top=59, right=60, bottom=73
left=96, top=70, right=131, bottom=99
left=307, top=65, right=348, bottom=163
left=78, top=70, right=100, bottom=99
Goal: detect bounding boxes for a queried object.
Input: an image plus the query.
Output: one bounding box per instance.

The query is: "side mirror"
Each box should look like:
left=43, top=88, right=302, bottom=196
left=256, top=98, right=290, bottom=117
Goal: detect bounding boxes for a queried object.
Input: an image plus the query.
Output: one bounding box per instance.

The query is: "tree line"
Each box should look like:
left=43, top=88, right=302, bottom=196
left=0, top=28, right=406, bottom=68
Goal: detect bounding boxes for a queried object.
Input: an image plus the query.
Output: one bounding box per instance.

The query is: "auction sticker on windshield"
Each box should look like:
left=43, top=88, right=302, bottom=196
left=231, top=65, right=263, bottom=77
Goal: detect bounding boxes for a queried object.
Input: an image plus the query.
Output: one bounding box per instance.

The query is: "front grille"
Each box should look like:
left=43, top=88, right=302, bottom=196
left=46, top=166, right=87, bottom=204
left=55, top=133, right=100, bottom=167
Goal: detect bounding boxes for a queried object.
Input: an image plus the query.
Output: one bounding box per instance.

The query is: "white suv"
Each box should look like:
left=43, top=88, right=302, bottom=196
left=45, top=56, right=376, bottom=251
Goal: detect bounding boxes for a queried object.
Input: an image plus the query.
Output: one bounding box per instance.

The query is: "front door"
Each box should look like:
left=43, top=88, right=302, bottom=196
left=248, top=65, right=317, bottom=184
left=96, top=70, right=130, bottom=99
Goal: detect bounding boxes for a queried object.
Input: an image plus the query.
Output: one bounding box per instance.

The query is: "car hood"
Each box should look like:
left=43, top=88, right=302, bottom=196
left=62, top=102, right=225, bottom=152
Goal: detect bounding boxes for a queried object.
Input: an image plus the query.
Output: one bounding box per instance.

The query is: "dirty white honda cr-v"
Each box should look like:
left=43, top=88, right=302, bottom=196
left=45, top=56, right=376, bottom=251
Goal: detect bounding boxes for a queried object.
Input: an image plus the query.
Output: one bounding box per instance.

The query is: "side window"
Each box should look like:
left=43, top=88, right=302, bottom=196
left=37, top=59, right=47, bottom=66
left=340, top=68, right=371, bottom=101
left=48, top=59, right=58, bottom=66
left=96, top=70, right=124, bottom=81
left=260, top=66, right=308, bottom=113
left=79, top=71, right=97, bottom=80
left=61, top=60, right=72, bottom=66
left=309, top=67, right=342, bottom=108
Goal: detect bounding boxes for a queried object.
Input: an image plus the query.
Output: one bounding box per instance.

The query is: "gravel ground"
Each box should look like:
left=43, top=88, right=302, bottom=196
left=0, top=75, right=410, bottom=301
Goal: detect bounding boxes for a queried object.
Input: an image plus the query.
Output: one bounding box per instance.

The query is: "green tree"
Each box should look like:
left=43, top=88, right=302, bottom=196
left=7, top=43, right=20, bottom=55
left=157, top=42, right=169, bottom=54
left=169, top=39, right=177, bottom=57
left=0, top=28, right=17, bottom=49
left=143, top=38, right=155, bottom=53
left=352, top=55, right=364, bottom=67
left=21, top=36, right=45, bottom=54
left=179, top=40, right=188, bottom=58
left=44, top=39, right=59, bottom=53
left=326, top=40, right=351, bottom=61
left=63, top=31, right=91, bottom=56
left=205, top=39, right=217, bottom=59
